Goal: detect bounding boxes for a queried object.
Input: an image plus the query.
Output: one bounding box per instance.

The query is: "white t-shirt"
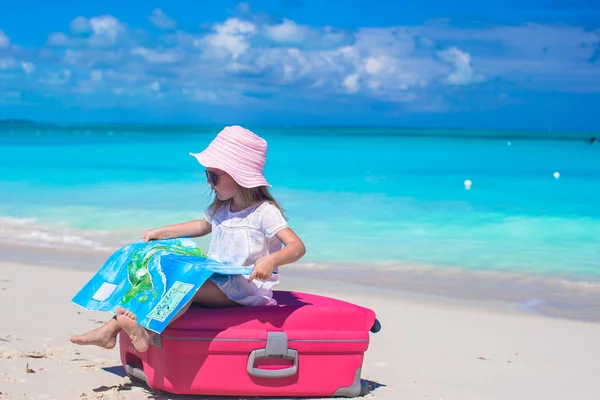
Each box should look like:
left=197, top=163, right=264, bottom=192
left=205, top=201, right=288, bottom=306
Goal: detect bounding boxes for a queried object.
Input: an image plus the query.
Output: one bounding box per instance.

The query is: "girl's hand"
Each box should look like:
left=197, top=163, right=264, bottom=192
left=248, top=256, right=277, bottom=282
left=142, top=227, right=169, bottom=242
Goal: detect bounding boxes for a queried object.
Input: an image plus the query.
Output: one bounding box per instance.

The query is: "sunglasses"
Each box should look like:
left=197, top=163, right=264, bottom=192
left=205, top=170, right=224, bottom=186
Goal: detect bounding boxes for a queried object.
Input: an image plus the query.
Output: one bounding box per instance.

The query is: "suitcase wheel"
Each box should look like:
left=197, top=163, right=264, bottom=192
left=370, top=318, right=381, bottom=333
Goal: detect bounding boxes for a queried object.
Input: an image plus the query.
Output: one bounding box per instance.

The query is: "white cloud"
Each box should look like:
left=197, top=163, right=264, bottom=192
left=0, top=30, right=9, bottom=48
left=70, top=16, right=91, bottom=35
left=281, top=48, right=312, bottom=82
left=104, top=69, right=150, bottom=85
left=203, top=18, right=256, bottom=59
left=72, top=70, right=104, bottom=94
left=22, top=14, right=484, bottom=103
left=20, top=61, right=35, bottom=74
left=40, top=69, right=72, bottom=86
left=63, top=49, right=125, bottom=68
left=39, top=69, right=72, bottom=86
left=225, top=27, right=431, bottom=100
left=90, top=70, right=103, bottom=82
left=131, top=47, right=183, bottom=64
left=0, top=58, right=16, bottom=69
left=59, top=69, right=72, bottom=82
left=365, top=57, right=385, bottom=75
left=363, top=54, right=424, bottom=92
left=355, top=27, right=418, bottom=58
left=262, top=20, right=349, bottom=49
left=264, top=19, right=311, bottom=43
left=367, top=80, right=381, bottom=90
left=418, top=21, right=600, bottom=87
left=63, top=49, right=81, bottom=64
left=419, top=36, right=435, bottom=48
left=343, top=74, right=359, bottom=93
left=226, top=61, right=258, bottom=74
left=7, top=12, right=599, bottom=109
left=47, top=32, right=72, bottom=47
left=47, top=15, right=126, bottom=48
left=88, top=16, right=125, bottom=47
left=438, top=47, right=485, bottom=85
left=320, top=26, right=351, bottom=48
left=182, top=88, right=218, bottom=103
left=148, top=8, right=177, bottom=30
left=336, top=45, right=360, bottom=59
left=181, top=88, right=248, bottom=105
left=236, top=3, right=251, bottom=14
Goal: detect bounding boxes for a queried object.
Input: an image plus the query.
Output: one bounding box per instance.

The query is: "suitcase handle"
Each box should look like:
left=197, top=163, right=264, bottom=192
left=247, top=348, right=298, bottom=378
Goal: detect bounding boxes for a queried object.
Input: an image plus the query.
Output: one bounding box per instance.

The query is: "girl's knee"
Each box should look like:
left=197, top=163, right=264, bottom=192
left=192, top=280, right=238, bottom=307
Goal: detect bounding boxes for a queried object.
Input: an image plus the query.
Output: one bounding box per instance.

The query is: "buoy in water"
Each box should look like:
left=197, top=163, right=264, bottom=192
left=553, top=172, right=560, bottom=179
left=464, top=179, right=472, bottom=190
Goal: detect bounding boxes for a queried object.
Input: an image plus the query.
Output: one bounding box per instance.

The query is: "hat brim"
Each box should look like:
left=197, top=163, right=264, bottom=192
left=190, top=151, right=271, bottom=188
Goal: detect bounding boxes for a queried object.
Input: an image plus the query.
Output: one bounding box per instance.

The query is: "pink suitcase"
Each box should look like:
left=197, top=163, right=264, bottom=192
left=119, top=290, right=381, bottom=397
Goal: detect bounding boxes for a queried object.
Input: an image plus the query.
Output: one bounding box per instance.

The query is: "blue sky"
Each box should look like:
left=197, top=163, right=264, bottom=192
left=0, top=0, right=599, bottom=130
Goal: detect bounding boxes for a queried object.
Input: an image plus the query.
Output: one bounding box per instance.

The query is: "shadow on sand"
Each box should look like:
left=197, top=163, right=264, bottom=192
left=100, top=365, right=386, bottom=399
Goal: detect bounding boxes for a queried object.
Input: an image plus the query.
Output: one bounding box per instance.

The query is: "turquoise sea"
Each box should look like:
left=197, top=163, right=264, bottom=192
left=1, top=124, right=599, bottom=319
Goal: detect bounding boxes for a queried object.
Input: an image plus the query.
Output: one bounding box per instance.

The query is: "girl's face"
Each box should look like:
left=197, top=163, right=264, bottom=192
left=206, top=168, right=238, bottom=200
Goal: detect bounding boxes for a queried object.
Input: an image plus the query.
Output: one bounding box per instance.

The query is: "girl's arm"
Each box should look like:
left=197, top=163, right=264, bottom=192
left=142, top=219, right=212, bottom=241
left=269, top=228, right=306, bottom=267
left=249, top=227, right=306, bottom=281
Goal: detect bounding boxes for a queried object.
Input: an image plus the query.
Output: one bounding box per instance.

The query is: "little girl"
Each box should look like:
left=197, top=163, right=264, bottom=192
left=70, top=125, right=306, bottom=352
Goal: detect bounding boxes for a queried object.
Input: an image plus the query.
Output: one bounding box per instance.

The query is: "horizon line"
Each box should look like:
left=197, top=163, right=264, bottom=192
left=1, top=118, right=599, bottom=135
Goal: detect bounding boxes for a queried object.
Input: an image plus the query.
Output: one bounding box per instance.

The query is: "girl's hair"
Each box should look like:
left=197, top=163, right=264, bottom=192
left=208, top=185, right=287, bottom=220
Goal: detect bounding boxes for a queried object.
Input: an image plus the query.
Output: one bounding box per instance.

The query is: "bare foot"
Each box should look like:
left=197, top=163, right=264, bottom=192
left=116, top=306, right=151, bottom=353
left=69, top=318, right=118, bottom=349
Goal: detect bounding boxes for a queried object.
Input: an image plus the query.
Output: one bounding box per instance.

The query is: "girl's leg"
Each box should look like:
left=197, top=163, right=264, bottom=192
left=69, top=316, right=121, bottom=349
left=117, top=280, right=238, bottom=352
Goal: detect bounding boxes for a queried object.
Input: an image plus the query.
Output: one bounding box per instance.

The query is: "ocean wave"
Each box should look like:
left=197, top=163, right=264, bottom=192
left=0, top=216, right=115, bottom=251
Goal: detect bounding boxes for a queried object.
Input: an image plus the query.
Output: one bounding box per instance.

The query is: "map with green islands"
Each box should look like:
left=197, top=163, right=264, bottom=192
left=72, top=238, right=253, bottom=333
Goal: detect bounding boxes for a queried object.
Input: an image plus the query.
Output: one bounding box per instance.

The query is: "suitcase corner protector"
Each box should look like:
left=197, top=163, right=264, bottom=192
left=333, top=367, right=362, bottom=397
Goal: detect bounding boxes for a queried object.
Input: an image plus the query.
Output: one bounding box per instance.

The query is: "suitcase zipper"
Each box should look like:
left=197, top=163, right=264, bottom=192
left=161, top=336, right=368, bottom=342
left=153, top=335, right=368, bottom=348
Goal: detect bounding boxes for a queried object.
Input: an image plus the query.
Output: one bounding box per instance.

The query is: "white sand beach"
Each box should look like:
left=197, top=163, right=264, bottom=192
left=1, top=247, right=599, bottom=400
